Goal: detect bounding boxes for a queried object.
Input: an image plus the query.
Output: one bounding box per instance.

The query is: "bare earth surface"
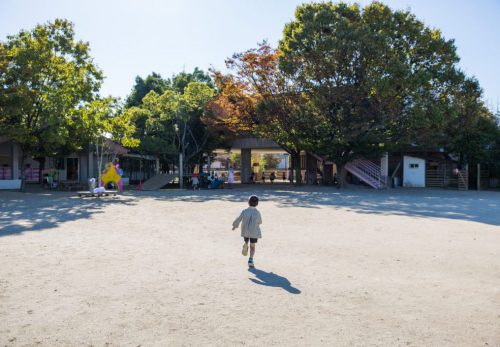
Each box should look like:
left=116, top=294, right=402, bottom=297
left=0, top=186, right=499, bottom=347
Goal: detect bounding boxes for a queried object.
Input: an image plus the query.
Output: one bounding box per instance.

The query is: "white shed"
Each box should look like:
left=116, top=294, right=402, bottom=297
left=403, top=156, right=425, bottom=187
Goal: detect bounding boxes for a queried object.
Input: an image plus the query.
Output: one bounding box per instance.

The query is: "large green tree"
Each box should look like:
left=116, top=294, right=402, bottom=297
left=128, top=79, right=215, bottom=186
left=445, top=76, right=500, bottom=166
left=279, top=2, right=461, bottom=186
left=0, top=19, right=103, bottom=181
left=128, top=69, right=217, bottom=168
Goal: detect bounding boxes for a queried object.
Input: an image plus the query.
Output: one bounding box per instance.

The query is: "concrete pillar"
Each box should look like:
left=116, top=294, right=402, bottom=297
left=12, top=142, right=20, bottom=179
left=381, top=152, right=389, bottom=185
left=241, top=148, right=252, bottom=183
left=156, top=158, right=160, bottom=173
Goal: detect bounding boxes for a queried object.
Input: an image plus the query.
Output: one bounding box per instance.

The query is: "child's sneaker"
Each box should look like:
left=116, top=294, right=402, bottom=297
left=248, top=257, right=255, bottom=268
left=242, top=243, right=249, bottom=256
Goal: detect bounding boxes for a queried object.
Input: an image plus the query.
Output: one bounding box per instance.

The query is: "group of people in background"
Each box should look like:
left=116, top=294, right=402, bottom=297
left=191, top=168, right=335, bottom=189
left=249, top=171, right=286, bottom=184
left=191, top=168, right=235, bottom=190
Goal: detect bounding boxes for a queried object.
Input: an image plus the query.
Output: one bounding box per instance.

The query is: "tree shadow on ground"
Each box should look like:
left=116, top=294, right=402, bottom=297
left=2, top=186, right=498, bottom=238
left=0, top=192, right=138, bottom=237
left=248, top=267, right=301, bottom=294
left=141, top=186, right=500, bottom=226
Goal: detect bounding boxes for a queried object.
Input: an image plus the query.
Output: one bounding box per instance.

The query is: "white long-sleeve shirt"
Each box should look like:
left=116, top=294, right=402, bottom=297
left=232, top=206, right=262, bottom=239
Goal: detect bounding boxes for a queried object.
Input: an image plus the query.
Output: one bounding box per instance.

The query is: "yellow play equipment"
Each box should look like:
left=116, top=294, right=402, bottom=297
left=100, top=162, right=123, bottom=192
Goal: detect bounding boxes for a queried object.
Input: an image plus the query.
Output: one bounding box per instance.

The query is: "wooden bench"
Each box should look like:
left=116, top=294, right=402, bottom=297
left=77, top=190, right=118, bottom=198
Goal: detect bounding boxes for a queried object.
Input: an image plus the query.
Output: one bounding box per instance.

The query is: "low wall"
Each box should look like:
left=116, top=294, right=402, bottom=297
left=0, top=179, right=22, bottom=190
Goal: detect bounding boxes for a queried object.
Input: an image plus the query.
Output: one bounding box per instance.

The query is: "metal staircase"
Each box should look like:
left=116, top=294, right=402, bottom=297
left=344, top=159, right=387, bottom=189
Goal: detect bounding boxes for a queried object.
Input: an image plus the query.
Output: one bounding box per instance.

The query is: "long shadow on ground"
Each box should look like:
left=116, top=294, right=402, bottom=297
left=0, top=192, right=137, bottom=237
left=248, top=267, right=301, bottom=294
left=140, top=186, right=500, bottom=226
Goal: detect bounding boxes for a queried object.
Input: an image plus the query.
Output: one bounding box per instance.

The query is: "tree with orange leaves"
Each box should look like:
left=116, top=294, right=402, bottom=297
left=205, top=42, right=319, bottom=185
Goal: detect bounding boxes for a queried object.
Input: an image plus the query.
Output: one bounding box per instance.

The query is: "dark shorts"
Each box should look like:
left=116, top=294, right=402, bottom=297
left=244, top=237, right=258, bottom=244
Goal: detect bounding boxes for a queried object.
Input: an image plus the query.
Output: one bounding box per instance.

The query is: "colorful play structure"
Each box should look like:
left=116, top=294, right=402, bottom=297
left=100, top=162, right=123, bottom=192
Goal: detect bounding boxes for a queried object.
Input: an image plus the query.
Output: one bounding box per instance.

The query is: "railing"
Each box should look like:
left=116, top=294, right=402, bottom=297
left=354, top=159, right=385, bottom=187
left=353, top=159, right=383, bottom=181
left=345, top=159, right=386, bottom=189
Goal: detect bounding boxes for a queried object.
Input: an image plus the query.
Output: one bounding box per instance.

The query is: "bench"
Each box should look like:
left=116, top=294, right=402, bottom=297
left=77, top=190, right=118, bottom=198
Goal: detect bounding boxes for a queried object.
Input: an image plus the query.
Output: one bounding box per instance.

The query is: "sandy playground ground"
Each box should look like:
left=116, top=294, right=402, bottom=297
left=0, top=186, right=499, bottom=346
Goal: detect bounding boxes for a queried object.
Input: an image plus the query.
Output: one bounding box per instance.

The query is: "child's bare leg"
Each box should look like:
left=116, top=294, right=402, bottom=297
left=249, top=243, right=256, bottom=257
left=242, top=239, right=249, bottom=256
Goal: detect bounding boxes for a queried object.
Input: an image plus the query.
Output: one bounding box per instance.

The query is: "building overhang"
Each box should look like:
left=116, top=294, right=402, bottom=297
left=230, top=138, right=282, bottom=150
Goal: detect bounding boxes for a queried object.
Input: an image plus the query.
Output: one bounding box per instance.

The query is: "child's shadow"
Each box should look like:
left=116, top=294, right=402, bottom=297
left=248, top=268, right=301, bottom=294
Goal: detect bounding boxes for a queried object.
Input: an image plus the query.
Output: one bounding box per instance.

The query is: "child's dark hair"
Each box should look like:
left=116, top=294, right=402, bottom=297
left=248, top=195, right=259, bottom=207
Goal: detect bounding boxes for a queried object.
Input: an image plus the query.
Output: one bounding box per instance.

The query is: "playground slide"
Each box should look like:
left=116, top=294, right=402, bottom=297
left=141, top=173, right=177, bottom=191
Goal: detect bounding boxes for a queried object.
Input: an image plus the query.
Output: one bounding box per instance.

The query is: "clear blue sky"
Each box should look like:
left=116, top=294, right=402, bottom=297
left=1, top=0, right=499, bottom=110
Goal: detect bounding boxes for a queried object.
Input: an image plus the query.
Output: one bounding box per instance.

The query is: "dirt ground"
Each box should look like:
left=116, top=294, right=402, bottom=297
left=1, top=186, right=499, bottom=347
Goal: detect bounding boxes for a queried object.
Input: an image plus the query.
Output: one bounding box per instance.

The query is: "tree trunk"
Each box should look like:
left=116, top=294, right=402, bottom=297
left=291, top=152, right=302, bottom=186
left=96, top=139, right=104, bottom=187
left=36, top=156, right=46, bottom=186
left=19, top=152, right=27, bottom=192
left=179, top=152, right=184, bottom=189
left=336, top=162, right=347, bottom=189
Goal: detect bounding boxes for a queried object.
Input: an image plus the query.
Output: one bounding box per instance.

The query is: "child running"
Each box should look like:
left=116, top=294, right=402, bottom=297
left=232, top=195, right=262, bottom=268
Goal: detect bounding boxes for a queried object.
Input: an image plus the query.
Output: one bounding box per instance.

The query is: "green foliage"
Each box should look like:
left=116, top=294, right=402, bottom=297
left=125, top=68, right=212, bottom=108
left=445, top=77, right=500, bottom=165
left=125, top=72, right=169, bottom=108
left=279, top=2, right=461, bottom=169
left=170, top=67, right=212, bottom=93
left=229, top=152, right=241, bottom=170
left=0, top=19, right=103, bottom=160
left=77, top=98, right=138, bottom=148
left=128, top=76, right=215, bottom=168
left=75, top=97, right=139, bottom=180
left=262, top=154, right=281, bottom=169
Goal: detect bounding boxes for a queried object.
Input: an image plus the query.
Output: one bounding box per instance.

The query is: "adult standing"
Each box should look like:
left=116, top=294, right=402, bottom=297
left=228, top=167, right=235, bottom=188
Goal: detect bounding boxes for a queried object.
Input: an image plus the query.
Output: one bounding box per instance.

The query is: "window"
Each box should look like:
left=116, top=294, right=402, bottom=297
left=409, top=163, right=419, bottom=169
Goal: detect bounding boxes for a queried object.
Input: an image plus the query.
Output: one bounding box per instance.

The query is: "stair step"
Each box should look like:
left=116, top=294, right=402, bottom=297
left=345, top=160, right=386, bottom=189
